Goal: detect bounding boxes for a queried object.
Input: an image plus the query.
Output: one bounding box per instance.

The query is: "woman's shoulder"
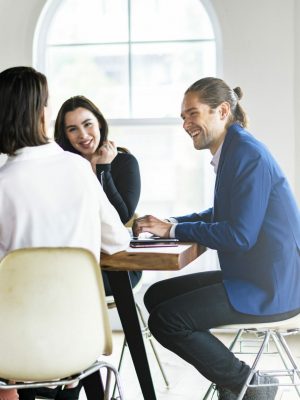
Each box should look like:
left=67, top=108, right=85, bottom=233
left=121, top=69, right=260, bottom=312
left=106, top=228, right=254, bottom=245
left=115, top=150, right=139, bottom=164
left=110, top=151, right=140, bottom=176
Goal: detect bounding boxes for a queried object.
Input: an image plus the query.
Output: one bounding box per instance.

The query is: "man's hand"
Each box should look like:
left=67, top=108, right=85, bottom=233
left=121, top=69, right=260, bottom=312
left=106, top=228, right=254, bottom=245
left=132, top=215, right=172, bottom=238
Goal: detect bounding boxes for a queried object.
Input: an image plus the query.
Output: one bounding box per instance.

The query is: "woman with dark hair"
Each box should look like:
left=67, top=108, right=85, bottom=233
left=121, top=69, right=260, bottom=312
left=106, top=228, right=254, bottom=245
left=0, top=66, right=49, bottom=155
left=0, top=67, right=129, bottom=400
left=54, top=96, right=142, bottom=295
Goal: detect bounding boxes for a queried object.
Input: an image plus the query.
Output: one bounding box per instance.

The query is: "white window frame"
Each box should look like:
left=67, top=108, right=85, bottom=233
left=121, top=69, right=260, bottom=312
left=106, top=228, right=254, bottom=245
left=33, top=0, right=223, bottom=120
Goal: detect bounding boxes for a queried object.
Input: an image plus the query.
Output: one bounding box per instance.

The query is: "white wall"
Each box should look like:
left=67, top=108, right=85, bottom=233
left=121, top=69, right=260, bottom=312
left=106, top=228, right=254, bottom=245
left=295, top=0, right=300, bottom=202
left=0, top=0, right=299, bottom=202
left=210, top=0, right=297, bottom=196
left=0, top=0, right=45, bottom=69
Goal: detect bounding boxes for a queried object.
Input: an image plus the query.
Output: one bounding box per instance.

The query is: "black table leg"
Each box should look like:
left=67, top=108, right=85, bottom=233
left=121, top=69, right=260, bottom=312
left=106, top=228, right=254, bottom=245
left=106, top=270, right=157, bottom=400
left=82, top=371, right=104, bottom=400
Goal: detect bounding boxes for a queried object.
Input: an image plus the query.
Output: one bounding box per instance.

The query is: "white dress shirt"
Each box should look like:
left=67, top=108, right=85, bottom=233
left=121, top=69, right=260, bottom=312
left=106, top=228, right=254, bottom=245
left=210, top=142, right=223, bottom=174
left=0, top=142, right=130, bottom=261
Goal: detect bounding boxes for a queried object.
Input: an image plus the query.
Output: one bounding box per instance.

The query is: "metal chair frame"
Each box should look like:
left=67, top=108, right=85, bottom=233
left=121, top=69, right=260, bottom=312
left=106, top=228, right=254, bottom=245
left=0, top=360, right=124, bottom=400
left=203, top=322, right=300, bottom=400
left=106, top=283, right=170, bottom=397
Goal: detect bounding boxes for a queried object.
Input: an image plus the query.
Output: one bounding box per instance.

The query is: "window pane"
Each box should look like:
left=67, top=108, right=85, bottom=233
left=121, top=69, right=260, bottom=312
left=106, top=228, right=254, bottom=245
left=46, top=45, right=129, bottom=118
left=131, top=0, right=214, bottom=41
left=48, top=0, right=128, bottom=45
left=41, top=0, right=217, bottom=119
left=131, top=42, right=216, bottom=118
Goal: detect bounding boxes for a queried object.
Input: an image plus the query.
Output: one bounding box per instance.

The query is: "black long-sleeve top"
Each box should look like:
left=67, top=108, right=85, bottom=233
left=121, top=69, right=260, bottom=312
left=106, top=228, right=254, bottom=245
left=95, top=151, right=141, bottom=224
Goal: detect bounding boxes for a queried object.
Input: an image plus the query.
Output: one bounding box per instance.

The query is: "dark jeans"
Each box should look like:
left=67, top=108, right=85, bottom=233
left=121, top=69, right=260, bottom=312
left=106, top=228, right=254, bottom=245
left=144, top=270, right=300, bottom=393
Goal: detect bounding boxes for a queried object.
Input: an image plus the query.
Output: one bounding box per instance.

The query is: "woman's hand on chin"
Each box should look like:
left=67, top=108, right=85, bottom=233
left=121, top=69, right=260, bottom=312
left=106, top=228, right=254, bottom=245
left=90, top=140, right=117, bottom=170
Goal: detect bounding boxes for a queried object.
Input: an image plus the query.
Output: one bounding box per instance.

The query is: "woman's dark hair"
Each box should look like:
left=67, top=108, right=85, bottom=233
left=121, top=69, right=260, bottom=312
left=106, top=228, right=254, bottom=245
left=0, top=66, right=49, bottom=155
left=185, top=77, right=249, bottom=128
left=54, top=96, right=109, bottom=154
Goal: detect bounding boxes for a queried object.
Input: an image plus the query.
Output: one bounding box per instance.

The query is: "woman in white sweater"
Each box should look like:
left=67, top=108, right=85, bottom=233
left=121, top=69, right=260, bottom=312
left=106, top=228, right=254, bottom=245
left=0, top=66, right=130, bottom=400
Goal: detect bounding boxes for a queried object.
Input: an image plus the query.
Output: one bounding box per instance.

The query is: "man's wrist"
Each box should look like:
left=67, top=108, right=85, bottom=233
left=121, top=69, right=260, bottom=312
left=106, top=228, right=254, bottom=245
left=169, top=223, right=177, bottom=238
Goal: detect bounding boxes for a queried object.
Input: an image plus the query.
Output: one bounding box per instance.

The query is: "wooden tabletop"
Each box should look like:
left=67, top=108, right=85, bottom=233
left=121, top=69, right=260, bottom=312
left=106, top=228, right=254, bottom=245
left=101, top=243, right=205, bottom=271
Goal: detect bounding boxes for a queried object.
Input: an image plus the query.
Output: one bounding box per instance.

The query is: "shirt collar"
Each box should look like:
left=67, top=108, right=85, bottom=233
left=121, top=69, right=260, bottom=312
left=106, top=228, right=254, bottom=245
left=210, top=142, right=223, bottom=174
left=7, top=141, right=63, bottom=162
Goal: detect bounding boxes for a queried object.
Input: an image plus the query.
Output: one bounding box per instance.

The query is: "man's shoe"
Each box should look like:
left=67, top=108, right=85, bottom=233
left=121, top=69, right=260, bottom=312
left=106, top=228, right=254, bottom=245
left=242, top=373, right=279, bottom=400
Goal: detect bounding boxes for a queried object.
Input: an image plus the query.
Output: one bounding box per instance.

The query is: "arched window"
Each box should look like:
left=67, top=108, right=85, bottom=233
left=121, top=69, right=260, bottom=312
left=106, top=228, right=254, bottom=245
left=34, top=0, right=219, bottom=218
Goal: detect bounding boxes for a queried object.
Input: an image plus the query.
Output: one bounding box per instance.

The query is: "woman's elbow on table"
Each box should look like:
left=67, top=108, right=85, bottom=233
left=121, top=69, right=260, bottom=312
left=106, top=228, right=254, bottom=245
left=101, top=226, right=130, bottom=255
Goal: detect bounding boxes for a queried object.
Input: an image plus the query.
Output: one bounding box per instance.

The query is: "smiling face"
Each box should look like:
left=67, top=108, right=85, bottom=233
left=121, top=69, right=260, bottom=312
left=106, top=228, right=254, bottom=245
left=181, top=92, right=229, bottom=154
left=64, top=107, right=101, bottom=157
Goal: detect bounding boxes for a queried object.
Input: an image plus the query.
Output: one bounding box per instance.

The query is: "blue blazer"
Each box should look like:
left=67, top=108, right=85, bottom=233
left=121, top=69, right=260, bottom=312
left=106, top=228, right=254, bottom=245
left=174, top=123, right=300, bottom=315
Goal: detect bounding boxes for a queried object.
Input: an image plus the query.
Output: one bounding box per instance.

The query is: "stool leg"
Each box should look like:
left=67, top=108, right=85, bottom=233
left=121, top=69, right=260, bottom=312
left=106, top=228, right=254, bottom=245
left=112, top=335, right=127, bottom=398
left=113, top=301, right=170, bottom=395
left=135, top=302, right=170, bottom=388
left=100, top=364, right=125, bottom=400
left=236, top=331, right=271, bottom=400
left=275, top=331, right=300, bottom=397
left=147, top=337, right=170, bottom=388
left=275, top=332, right=300, bottom=379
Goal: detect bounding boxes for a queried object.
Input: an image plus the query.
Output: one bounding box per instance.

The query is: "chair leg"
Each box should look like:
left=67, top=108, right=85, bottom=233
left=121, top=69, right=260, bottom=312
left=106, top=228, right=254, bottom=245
left=135, top=301, right=170, bottom=388
left=116, top=335, right=127, bottom=374
left=99, top=363, right=125, bottom=400
left=275, top=331, right=300, bottom=379
left=112, top=335, right=127, bottom=398
left=113, top=301, right=170, bottom=391
left=274, top=331, right=300, bottom=398
left=147, top=337, right=170, bottom=388
left=103, top=369, right=112, bottom=400
left=236, top=331, right=272, bottom=400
